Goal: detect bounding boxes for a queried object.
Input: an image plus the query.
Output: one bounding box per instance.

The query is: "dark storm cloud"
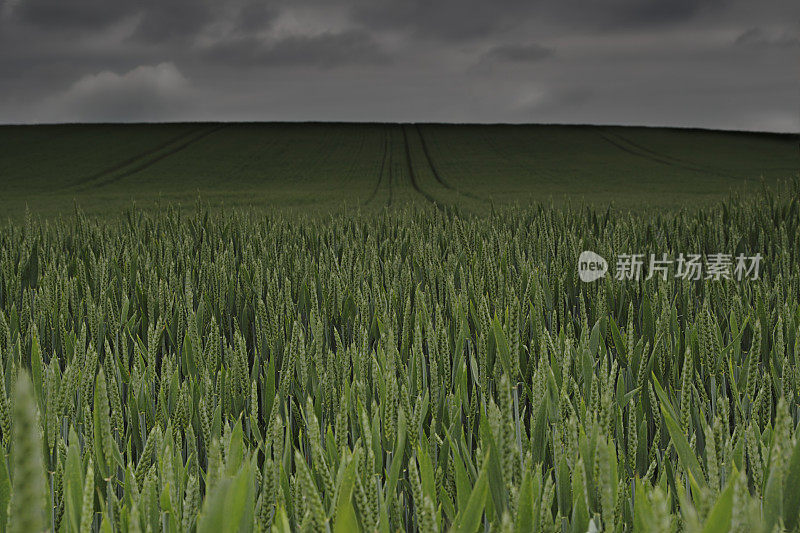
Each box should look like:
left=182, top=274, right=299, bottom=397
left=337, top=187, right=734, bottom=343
left=202, top=30, right=389, bottom=67
left=235, top=2, right=279, bottom=34
left=0, top=0, right=797, bottom=131
left=128, top=0, right=279, bottom=44
left=351, top=0, right=725, bottom=41
left=130, top=1, right=218, bottom=44
left=735, top=27, right=800, bottom=48
left=482, top=43, right=554, bottom=63
left=9, top=0, right=276, bottom=40
left=13, top=0, right=132, bottom=30
left=552, top=0, right=723, bottom=29
left=351, top=0, right=533, bottom=41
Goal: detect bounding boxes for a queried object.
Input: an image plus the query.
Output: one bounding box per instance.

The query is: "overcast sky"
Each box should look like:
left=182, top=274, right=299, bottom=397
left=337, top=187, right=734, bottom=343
left=1, top=0, right=797, bottom=131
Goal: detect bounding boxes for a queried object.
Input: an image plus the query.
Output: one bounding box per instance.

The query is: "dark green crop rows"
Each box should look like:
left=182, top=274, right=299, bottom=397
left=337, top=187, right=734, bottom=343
left=1, top=123, right=796, bottom=218
left=0, top=180, right=799, bottom=532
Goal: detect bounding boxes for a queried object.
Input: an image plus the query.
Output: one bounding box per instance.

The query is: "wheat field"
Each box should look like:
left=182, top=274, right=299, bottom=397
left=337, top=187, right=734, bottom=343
left=0, top=176, right=799, bottom=532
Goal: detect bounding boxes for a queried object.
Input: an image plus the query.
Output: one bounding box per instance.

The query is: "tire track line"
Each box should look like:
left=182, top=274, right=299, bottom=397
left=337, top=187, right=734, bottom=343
left=364, top=125, right=388, bottom=205
left=387, top=134, right=394, bottom=207
left=402, top=125, right=443, bottom=209
left=416, top=124, right=485, bottom=202
left=599, top=130, right=745, bottom=181
left=66, top=125, right=207, bottom=190
left=82, top=125, right=228, bottom=191
left=608, top=130, right=782, bottom=178
left=608, top=130, right=725, bottom=171
left=415, top=124, right=454, bottom=190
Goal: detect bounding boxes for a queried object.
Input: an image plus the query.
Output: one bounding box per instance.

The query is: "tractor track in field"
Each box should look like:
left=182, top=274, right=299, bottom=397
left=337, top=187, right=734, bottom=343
left=415, top=124, right=454, bottom=191
left=606, top=131, right=795, bottom=175
left=364, top=126, right=389, bottom=206
left=402, top=125, right=443, bottom=210
left=387, top=143, right=394, bottom=207
left=606, top=130, right=744, bottom=177
left=415, top=124, right=485, bottom=202
left=76, top=124, right=227, bottom=191
left=599, top=130, right=745, bottom=181
left=66, top=125, right=207, bottom=190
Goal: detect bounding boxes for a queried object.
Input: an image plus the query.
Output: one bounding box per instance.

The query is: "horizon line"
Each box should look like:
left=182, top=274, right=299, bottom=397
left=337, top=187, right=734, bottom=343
left=0, top=119, right=796, bottom=136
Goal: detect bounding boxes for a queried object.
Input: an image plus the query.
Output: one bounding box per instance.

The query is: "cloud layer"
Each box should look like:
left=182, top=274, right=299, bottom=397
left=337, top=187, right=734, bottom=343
left=39, top=63, right=189, bottom=122
left=0, top=0, right=797, bottom=131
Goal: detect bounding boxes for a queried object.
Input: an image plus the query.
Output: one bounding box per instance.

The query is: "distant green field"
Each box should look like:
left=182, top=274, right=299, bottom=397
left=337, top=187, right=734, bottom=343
left=0, top=122, right=796, bottom=217
left=1, top=122, right=800, bottom=532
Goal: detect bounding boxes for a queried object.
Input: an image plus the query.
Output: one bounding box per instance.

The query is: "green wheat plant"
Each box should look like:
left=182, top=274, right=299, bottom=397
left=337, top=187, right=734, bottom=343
left=0, top=178, right=798, bottom=531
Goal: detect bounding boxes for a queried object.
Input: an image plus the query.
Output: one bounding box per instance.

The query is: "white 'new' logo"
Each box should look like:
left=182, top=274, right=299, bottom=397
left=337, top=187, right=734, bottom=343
left=578, top=251, right=607, bottom=282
